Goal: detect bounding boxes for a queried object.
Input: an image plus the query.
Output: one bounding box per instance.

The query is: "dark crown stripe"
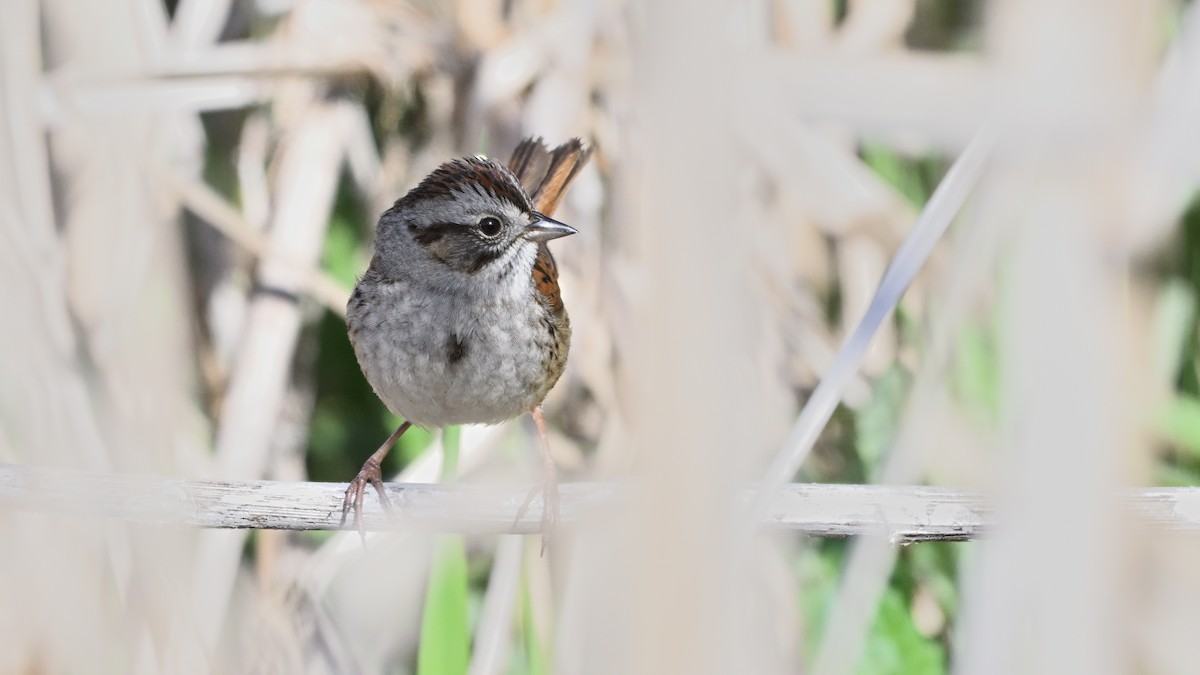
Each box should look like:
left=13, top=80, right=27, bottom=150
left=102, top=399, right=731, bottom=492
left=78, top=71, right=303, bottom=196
left=395, top=156, right=532, bottom=213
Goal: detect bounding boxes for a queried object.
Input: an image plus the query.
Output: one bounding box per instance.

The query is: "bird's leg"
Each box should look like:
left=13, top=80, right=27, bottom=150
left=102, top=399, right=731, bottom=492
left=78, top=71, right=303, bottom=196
left=341, top=421, right=411, bottom=545
left=513, top=406, right=559, bottom=554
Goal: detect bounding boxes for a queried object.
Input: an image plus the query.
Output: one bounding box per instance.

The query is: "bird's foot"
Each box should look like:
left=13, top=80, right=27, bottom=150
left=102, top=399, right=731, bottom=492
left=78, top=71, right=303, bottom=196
left=340, top=456, right=394, bottom=548
left=513, top=460, right=559, bottom=555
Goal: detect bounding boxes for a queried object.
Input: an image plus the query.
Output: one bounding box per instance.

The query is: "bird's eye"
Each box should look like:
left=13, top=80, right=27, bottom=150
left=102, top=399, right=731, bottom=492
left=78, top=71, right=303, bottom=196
left=478, top=216, right=503, bottom=237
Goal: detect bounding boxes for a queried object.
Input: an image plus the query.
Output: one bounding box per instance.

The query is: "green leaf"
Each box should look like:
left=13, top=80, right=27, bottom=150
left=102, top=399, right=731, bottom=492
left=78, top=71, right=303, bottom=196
left=856, top=366, right=909, bottom=478
left=904, top=543, right=959, bottom=619
left=324, top=209, right=367, bottom=288
left=396, top=419, right=436, bottom=466
left=1152, top=281, right=1197, bottom=386
left=952, top=321, right=1000, bottom=426
left=797, top=542, right=947, bottom=675
left=417, top=535, right=471, bottom=675
left=416, top=425, right=469, bottom=675
left=857, top=588, right=945, bottom=675
left=518, top=567, right=549, bottom=675
left=1157, top=395, right=1200, bottom=459
left=441, top=426, right=462, bottom=480
left=797, top=542, right=847, bottom=658
left=861, top=144, right=928, bottom=208
left=1156, top=461, right=1200, bottom=487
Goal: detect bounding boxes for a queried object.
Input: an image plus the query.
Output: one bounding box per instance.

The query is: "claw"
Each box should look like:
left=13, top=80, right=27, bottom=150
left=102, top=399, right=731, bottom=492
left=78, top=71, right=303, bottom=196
left=513, top=474, right=558, bottom=555
left=340, top=421, right=411, bottom=549
left=340, top=457, right=388, bottom=547
left=513, top=483, right=539, bottom=529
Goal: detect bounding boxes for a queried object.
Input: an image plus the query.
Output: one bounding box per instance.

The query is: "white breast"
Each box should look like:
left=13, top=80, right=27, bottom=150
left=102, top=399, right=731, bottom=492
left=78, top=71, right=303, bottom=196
left=347, top=259, right=555, bottom=428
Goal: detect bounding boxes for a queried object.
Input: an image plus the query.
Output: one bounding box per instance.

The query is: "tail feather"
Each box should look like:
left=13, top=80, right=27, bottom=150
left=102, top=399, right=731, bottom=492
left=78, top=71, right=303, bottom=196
left=508, top=136, right=552, bottom=196
left=507, top=137, right=593, bottom=217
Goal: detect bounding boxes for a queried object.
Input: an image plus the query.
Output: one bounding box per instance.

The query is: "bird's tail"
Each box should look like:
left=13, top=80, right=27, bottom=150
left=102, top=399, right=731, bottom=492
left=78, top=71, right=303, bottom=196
left=508, top=137, right=593, bottom=217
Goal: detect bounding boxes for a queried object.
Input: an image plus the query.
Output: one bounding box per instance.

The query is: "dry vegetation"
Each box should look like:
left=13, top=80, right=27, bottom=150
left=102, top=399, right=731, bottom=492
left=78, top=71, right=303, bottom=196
left=6, top=1, right=1200, bottom=674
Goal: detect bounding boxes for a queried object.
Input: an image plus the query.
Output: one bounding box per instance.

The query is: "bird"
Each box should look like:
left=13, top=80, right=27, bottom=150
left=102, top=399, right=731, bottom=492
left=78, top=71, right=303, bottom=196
left=342, top=136, right=592, bottom=546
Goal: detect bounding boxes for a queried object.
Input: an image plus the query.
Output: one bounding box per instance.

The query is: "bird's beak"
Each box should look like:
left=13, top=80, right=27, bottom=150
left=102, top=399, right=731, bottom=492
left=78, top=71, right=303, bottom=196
left=524, top=211, right=578, bottom=242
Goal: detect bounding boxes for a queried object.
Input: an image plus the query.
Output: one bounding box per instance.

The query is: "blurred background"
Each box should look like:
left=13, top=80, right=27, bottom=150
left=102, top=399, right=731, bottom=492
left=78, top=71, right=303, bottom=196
left=7, top=0, right=1200, bottom=673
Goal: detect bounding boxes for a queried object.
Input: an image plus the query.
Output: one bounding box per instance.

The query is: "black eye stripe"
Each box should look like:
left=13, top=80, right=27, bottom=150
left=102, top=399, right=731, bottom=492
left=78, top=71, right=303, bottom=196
left=408, top=220, right=513, bottom=274
left=409, top=221, right=472, bottom=244
left=409, top=223, right=445, bottom=245
left=411, top=219, right=511, bottom=240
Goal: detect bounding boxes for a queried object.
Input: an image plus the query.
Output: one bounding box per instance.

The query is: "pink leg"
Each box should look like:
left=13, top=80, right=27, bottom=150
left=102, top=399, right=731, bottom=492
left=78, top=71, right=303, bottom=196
left=341, top=421, right=411, bottom=546
left=513, top=406, right=559, bottom=554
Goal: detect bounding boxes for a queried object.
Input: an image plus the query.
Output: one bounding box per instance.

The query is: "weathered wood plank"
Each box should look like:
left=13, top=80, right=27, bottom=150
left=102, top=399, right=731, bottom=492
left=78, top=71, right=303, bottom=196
left=3, top=464, right=1200, bottom=542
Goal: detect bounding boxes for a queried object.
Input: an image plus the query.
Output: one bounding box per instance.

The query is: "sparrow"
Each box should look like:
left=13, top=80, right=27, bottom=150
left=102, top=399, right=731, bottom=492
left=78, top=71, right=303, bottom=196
left=342, top=137, right=592, bottom=545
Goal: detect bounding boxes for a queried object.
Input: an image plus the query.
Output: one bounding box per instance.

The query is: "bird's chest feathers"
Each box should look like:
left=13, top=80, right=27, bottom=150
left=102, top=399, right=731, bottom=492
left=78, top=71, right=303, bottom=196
left=446, top=269, right=540, bottom=350
left=351, top=269, right=553, bottom=426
